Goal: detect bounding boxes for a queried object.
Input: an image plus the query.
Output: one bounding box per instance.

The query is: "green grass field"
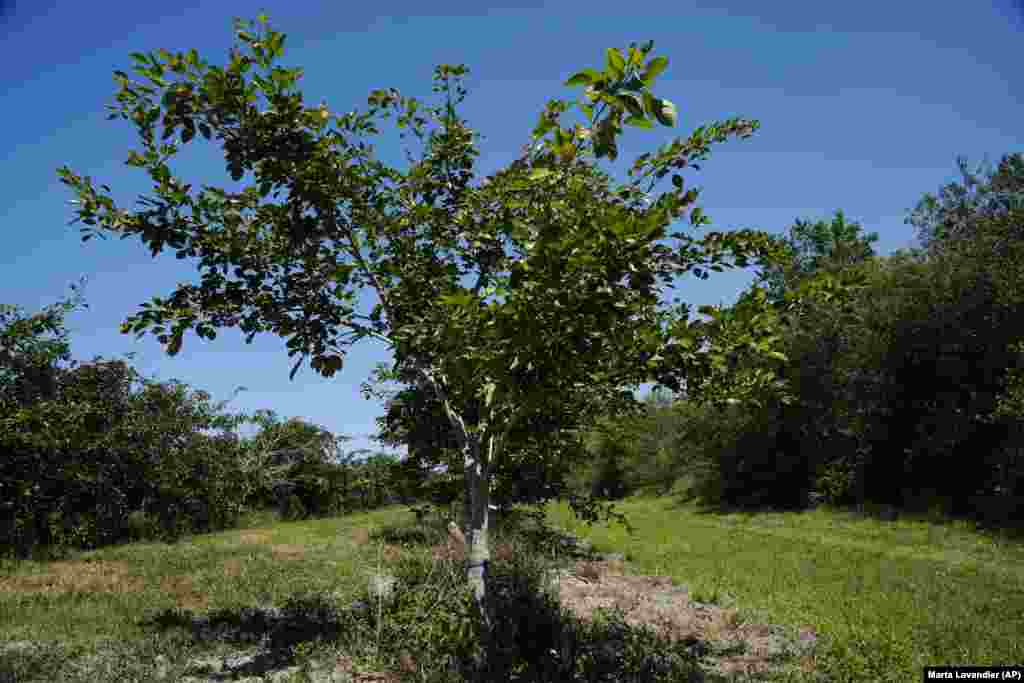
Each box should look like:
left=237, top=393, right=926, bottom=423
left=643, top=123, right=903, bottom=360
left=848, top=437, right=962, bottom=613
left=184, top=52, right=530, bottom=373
left=545, top=496, right=1024, bottom=681
left=1, top=495, right=1022, bottom=681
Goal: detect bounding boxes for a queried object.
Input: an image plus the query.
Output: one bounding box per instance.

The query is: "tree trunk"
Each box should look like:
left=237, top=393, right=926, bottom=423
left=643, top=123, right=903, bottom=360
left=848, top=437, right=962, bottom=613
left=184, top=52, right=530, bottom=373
left=460, top=434, right=494, bottom=678
left=461, top=436, right=491, bottom=607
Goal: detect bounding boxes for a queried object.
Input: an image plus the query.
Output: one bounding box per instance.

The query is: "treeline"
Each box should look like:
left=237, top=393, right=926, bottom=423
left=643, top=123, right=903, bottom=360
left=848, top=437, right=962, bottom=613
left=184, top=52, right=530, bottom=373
left=564, top=152, right=1024, bottom=533
left=0, top=297, right=423, bottom=560
left=5, top=151, right=1021, bottom=561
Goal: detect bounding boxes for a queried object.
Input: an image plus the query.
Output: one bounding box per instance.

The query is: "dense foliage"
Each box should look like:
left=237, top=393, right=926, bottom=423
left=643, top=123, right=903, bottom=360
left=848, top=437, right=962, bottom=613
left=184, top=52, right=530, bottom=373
left=562, top=153, right=1024, bottom=533
left=57, top=14, right=825, bottom=617
left=0, top=292, right=415, bottom=558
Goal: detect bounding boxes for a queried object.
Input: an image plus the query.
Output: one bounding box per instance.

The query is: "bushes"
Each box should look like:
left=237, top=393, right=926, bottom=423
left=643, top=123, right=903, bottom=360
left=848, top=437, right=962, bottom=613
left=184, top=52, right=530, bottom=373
left=280, top=493, right=309, bottom=521
left=275, top=461, right=349, bottom=520
left=0, top=291, right=259, bottom=558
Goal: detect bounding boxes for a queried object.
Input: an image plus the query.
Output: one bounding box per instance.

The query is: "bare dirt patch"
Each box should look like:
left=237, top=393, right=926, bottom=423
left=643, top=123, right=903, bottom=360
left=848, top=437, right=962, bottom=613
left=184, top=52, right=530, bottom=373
left=0, top=559, right=146, bottom=595
left=235, top=528, right=275, bottom=545
left=221, top=557, right=243, bottom=578
left=546, top=557, right=823, bottom=680
left=350, top=527, right=371, bottom=546
left=159, top=573, right=210, bottom=612
left=267, top=543, right=308, bottom=561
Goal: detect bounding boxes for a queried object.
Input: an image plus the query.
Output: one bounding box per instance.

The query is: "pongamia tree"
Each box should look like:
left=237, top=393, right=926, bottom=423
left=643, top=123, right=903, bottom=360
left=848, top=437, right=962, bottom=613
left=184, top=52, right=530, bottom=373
left=58, top=15, right=852, bottom=620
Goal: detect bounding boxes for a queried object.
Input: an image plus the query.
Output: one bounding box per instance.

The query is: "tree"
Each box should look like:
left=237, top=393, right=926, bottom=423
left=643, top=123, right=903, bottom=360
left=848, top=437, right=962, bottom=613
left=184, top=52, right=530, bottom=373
left=754, top=211, right=881, bottom=505
left=0, top=277, right=88, bottom=410
left=364, top=345, right=637, bottom=512
left=59, top=17, right=842, bottom=649
left=1, top=337, right=256, bottom=555
left=229, top=408, right=358, bottom=510
left=755, top=210, right=879, bottom=308
left=906, top=152, right=1024, bottom=260
left=704, top=161, right=1024, bottom=516
left=638, top=210, right=883, bottom=510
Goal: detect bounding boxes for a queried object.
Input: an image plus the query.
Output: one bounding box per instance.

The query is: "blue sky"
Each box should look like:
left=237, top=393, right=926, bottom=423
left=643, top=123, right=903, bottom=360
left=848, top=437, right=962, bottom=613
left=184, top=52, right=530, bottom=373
left=1, top=1, right=1020, bottom=461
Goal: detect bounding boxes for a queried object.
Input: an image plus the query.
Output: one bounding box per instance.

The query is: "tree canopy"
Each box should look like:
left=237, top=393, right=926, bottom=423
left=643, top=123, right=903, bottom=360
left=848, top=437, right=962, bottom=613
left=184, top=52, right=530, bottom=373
left=57, top=15, right=862, bottom=622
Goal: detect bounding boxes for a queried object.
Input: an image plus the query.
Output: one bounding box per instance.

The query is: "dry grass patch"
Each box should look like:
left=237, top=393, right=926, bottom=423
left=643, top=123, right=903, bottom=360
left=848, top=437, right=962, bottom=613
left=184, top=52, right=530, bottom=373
left=549, top=558, right=822, bottom=680
left=0, top=559, right=146, bottom=596
left=158, top=573, right=209, bottom=612
left=221, top=557, right=243, bottom=578
left=380, top=543, right=403, bottom=563
left=268, top=543, right=308, bottom=561
left=493, top=541, right=517, bottom=563
left=235, top=528, right=275, bottom=545
left=350, top=527, right=371, bottom=546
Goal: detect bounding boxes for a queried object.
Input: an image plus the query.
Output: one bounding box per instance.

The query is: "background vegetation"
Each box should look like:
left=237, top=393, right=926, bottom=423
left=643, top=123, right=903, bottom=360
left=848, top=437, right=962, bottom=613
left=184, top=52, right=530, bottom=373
left=3, top=152, right=1023, bottom=563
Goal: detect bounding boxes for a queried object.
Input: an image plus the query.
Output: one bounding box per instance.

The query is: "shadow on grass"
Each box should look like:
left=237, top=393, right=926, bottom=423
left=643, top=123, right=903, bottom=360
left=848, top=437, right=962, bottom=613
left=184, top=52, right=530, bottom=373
left=362, top=506, right=717, bottom=682
left=137, top=591, right=367, bottom=678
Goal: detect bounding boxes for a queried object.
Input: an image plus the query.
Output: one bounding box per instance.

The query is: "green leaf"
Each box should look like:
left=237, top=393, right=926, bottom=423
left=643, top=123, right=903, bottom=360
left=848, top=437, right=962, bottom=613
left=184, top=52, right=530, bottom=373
left=529, top=168, right=554, bottom=181
left=438, top=293, right=474, bottom=307
left=620, top=76, right=645, bottom=93
left=653, top=98, right=677, bottom=127
left=565, top=70, right=598, bottom=87
left=672, top=174, right=684, bottom=189
left=624, top=116, right=653, bottom=129
left=531, top=115, right=557, bottom=139
left=641, top=56, right=669, bottom=83
left=617, top=93, right=645, bottom=118
left=627, top=46, right=643, bottom=67
left=605, top=48, right=626, bottom=79
left=642, top=92, right=659, bottom=118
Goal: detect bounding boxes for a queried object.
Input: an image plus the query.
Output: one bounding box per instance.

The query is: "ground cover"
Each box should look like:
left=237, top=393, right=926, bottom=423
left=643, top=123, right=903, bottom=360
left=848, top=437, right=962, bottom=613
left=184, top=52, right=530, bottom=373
left=2, top=494, right=1021, bottom=681
left=544, top=495, right=1024, bottom=681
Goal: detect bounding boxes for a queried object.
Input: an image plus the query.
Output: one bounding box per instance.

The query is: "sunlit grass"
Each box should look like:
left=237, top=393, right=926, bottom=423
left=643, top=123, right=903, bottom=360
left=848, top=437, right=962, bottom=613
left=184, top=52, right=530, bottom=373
left=3, top=494, right=1022, bottom=681
left=543, top=495, right=1024, bottom=682
left=0, top=505, right=418, bottom=680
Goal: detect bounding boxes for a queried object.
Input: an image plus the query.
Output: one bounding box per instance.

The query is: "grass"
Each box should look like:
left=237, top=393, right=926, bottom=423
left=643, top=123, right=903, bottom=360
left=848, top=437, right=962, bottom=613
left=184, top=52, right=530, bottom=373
left=2, top=494, right=1022, bottom=681
left=545, top=495, right=1024, bottom=682
left=0, top=503, right=710, bottom=681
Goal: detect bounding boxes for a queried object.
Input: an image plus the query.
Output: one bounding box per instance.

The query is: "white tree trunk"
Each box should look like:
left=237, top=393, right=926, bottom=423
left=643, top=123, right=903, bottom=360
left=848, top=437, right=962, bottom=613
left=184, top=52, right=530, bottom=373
left=462, top=436, right=491, bottom=607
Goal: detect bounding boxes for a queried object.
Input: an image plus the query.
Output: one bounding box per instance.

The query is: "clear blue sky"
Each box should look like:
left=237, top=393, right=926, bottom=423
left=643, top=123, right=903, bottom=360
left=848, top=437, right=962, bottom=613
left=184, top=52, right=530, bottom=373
left=2, top=1, right=1020, bottom=460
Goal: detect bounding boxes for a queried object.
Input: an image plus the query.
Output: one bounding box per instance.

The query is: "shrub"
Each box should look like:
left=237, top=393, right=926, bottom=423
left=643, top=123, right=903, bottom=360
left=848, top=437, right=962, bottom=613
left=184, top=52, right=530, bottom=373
left=281, top=493, right=309, bottom=521
left=126, top=509, right=160, bottom=542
